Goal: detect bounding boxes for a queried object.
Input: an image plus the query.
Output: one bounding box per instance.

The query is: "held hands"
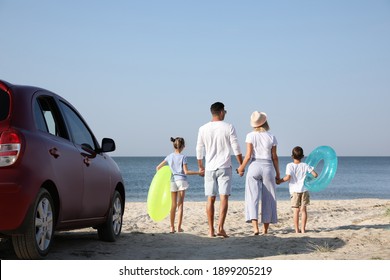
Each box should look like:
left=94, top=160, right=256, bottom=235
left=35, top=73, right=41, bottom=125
left=236, top=167, right=245, bottom=177
left=275, top=177, right=283, bottom=185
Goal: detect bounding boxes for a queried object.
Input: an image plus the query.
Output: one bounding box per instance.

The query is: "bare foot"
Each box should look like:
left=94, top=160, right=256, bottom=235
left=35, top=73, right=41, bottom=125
left=217, top=229, right=229, bottom=238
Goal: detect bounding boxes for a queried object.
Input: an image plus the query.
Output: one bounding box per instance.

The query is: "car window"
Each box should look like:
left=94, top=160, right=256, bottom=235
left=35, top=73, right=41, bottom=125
left=59, top=101, right=97, bottom=151
left=34, top=96, right=68, bottom=139
left=33, top=99, right=48, bottom=132
left=0, top=89, right=10, bottom=121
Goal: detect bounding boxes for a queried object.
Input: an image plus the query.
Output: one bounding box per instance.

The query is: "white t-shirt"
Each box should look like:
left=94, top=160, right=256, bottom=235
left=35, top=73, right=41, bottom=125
left=196, top=121, right=241, bottom=171
left=286, top=162, right=314, bottom=194
left=245, top=131, right=278, bottom=160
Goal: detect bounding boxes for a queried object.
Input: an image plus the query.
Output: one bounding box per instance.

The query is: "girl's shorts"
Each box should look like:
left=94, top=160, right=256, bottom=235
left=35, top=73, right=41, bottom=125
left=171, top=180, right=189, bottom=192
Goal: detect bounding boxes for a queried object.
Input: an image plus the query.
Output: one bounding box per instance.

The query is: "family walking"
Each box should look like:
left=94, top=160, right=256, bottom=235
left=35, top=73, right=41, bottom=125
left=157, top=101, right=316, bottom=237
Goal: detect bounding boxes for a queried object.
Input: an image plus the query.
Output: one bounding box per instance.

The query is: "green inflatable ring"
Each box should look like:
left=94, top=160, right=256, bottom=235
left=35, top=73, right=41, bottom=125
left=147, top=165, right=172, bottom=221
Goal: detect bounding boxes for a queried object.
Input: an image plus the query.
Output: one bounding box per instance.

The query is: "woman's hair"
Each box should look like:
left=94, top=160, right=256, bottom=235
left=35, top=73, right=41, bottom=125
left=292, top=146, right=304, bottom=160
left=170, top=137, right=185, bottom=150
left=254, top=121, right=270, bottom=132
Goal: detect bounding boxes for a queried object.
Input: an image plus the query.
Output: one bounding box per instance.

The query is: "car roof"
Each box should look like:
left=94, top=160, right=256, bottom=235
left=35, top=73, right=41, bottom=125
left=0, top=80, right=66, bottom=130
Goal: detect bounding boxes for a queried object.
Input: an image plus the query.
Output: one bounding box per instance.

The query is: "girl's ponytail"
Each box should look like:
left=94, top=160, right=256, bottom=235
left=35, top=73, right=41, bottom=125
left=170, top=137, right=185, bottom=150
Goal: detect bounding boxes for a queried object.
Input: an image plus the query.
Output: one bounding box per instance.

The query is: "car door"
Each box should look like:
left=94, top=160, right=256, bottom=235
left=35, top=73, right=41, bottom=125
left=33, top=94, right=84, bottom=221
left=58, top=100, right=111, bottom=219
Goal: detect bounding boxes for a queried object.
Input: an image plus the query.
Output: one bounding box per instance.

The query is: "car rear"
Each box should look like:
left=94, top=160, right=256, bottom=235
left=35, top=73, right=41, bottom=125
left=0, top=82, right=28, bottom=234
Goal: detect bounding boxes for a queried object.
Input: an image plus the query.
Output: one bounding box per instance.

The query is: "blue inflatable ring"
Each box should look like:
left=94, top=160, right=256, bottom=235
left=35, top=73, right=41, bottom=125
left=304, top=146, right=338, bottom=192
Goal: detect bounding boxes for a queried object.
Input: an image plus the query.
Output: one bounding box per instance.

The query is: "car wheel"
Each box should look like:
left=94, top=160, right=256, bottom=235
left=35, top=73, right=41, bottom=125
left=97, top=190, right=123, bottom=242
left=12, top=189, right=55, bottom=259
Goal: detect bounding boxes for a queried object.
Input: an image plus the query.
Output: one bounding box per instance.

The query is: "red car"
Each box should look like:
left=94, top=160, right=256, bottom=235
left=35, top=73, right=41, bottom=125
left=0, top=80, right=125, bottom=259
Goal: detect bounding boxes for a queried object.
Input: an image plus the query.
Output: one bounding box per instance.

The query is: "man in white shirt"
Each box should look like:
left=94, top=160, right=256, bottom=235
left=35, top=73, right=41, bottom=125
left=196, top=102, right=243, bottom=238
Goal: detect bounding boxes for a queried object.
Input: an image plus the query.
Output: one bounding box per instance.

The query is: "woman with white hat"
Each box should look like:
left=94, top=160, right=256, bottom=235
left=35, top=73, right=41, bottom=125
left=237, top=111, right=281, bottom=235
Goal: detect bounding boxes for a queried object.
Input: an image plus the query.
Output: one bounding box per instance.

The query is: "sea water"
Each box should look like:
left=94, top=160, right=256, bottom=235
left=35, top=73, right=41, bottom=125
left=113, top=156, right=390, bottom=202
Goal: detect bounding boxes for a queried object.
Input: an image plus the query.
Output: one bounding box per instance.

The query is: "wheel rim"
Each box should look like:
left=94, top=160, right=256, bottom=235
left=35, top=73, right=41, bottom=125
left=112, top=196, right=122, bottom=235
left=35, top=197, right=53, bottom=251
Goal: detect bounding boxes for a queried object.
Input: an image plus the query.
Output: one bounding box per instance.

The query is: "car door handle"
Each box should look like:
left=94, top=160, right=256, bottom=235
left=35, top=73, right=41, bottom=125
left=49, top=148, right=60, bottom=158
left=83, top=157, right=91, bottom=166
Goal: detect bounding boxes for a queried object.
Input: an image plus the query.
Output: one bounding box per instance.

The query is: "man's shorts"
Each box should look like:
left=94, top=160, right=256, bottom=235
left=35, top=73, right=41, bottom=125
left=171, top=180, right=189, bottom=192
left=291, top=191, right=310, bottom=208
left=204, top=167, right=232, bottom=196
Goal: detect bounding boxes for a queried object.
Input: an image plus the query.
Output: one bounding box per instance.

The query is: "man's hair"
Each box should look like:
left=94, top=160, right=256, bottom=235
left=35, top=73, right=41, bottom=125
left=210, top=102, right=225, bottom=115
left=292, top=146, right=304, bottom=160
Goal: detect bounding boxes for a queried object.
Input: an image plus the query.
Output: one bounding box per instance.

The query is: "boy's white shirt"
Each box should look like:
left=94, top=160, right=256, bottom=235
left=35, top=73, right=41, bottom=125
left=286, top=162, right=314, bottom=194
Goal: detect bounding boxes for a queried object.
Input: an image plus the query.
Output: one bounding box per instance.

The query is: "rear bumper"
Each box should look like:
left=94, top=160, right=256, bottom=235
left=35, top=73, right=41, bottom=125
left=0, top=178, right=35, bottom=234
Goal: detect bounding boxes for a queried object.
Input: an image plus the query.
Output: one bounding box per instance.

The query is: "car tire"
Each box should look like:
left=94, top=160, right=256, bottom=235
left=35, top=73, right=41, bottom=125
left=12, top=189, right=55, bottom=259
left=97, top=190, right=123, bottom=242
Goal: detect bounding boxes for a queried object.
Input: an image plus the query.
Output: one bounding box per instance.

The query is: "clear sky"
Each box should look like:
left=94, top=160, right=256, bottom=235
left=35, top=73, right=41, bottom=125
left=1, top=0, right=389, bottom=156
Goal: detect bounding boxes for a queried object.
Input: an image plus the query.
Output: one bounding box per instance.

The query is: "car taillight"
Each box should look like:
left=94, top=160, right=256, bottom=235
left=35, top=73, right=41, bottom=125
left=0, top=130, right=21, bottom=167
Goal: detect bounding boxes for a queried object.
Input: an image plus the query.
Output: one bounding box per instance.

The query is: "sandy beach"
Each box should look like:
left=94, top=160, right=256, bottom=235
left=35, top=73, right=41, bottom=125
left=1, top=199, right=390, bottom=260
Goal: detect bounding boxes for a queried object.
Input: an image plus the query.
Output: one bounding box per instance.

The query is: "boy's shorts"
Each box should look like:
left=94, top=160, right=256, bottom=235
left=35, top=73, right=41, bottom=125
left=171, top=180, right=189, bottom=192
left=291, top=191, right=310, bottom=208
left=204, top=167, right=232, bottom=196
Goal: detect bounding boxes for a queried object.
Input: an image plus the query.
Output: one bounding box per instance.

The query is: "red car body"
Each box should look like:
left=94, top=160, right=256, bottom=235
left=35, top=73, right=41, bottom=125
left=0, top=80, right=125, bottom=259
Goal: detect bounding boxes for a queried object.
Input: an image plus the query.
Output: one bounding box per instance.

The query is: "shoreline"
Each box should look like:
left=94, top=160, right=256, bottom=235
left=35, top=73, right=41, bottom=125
left=1, top=198, right=389, bottom=260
